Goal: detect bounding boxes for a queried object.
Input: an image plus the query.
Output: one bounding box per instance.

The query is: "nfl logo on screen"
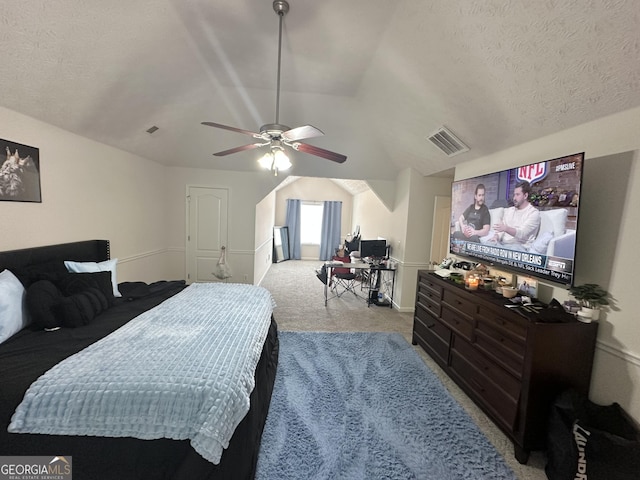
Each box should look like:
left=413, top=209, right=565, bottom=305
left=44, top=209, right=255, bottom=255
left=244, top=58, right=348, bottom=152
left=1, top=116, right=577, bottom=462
left=517, top=162, right=547, bottom=184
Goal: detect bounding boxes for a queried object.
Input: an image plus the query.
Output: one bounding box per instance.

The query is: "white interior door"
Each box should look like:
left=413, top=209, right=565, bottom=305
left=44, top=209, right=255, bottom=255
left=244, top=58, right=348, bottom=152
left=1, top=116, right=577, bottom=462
left=186, top=186, right=229, bottom=283
left=431, top=196, right=451, bottom=263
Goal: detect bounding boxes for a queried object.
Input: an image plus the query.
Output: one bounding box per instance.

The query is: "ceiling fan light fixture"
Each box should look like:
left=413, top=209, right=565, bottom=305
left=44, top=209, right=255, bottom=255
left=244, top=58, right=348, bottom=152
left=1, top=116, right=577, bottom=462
left=258, top=152, right=274, bottom=170
left=258, top=147, right=291, bottom=175
left=273, top=148, right=291, bottom=171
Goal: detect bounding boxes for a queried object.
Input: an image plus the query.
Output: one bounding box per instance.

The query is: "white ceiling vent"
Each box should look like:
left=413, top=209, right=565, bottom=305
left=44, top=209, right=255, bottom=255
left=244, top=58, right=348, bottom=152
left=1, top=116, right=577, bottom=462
left=427, top=126, right=469, bottom=157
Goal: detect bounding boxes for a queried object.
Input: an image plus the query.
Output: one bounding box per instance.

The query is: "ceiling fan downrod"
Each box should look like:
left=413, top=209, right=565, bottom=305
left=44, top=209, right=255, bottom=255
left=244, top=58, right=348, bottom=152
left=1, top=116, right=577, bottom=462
left=273, top=0, right=289, bottom=126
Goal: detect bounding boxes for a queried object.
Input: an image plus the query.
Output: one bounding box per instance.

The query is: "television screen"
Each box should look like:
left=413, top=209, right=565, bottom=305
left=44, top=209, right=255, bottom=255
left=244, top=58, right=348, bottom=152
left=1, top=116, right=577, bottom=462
left=360, top=239, right=387, bottom=259
left=449, top=152, right=584, bottom=286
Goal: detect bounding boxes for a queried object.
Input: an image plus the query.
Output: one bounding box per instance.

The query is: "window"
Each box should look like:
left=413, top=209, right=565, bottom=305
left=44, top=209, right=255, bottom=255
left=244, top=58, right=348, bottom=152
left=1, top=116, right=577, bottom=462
left=300, top=202, right=323, bottom=245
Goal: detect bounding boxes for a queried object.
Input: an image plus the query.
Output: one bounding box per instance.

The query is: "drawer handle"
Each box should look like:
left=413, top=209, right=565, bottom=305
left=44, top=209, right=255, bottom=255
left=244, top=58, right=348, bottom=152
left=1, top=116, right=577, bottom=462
left=427, top=323, right=436, bottom=329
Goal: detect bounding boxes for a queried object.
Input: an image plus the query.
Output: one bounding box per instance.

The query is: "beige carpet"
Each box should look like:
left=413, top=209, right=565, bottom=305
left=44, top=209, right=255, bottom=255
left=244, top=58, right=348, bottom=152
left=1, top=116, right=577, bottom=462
left=260, top=260, right=547, bottom=480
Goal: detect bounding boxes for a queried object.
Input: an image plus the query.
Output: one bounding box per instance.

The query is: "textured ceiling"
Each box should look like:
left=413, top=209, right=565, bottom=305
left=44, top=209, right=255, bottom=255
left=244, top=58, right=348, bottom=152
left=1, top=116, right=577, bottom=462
left=1, top=0, right=639, bottom=181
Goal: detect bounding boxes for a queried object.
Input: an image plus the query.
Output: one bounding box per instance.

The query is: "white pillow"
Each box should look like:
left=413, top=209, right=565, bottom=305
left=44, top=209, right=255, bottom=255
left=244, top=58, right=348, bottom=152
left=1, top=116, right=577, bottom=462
left=0, top=269, right=28, bottom=344
left=539, top=208, right=567, bottom=238
left=64, top=258, right=122, bottom=297
left=530, top=230, right=554, bottom=254
left=488, top=207, right=504, bottom=226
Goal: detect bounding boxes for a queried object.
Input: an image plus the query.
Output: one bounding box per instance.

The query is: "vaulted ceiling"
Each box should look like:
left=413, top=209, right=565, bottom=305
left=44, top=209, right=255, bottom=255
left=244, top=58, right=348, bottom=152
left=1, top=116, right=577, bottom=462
left=2, top=1, right=639, bottom=181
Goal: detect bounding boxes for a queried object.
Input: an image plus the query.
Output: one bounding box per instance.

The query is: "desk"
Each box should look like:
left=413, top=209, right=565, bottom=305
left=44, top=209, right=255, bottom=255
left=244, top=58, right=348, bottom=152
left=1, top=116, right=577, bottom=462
left=366, top=265, right=396, bottom=308
left=323, top=261, right=396, bottom=307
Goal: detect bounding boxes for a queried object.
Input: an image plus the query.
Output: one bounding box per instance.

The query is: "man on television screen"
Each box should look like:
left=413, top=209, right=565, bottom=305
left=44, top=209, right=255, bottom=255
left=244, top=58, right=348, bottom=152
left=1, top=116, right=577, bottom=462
left=490, top=180, right=541, bottom=251
left=453, top=183, right=491, bottom=243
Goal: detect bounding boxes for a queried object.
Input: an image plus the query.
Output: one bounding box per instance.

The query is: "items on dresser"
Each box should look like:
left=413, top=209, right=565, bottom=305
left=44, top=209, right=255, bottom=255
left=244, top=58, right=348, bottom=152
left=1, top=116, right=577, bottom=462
left=412, top=271, right=598, bottom=464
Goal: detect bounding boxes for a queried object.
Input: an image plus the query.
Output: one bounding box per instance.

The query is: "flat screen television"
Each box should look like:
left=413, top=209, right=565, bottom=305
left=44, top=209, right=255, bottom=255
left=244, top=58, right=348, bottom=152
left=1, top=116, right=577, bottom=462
left=360, top=239, right=387, bottom=259
left=449, top=152, right=584, bottom=286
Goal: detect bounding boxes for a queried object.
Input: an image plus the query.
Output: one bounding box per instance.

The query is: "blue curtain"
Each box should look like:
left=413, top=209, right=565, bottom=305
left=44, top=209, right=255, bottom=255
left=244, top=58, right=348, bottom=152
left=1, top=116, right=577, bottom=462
left=285, top=199, right=302, bottom=260
left=319, top=201, right=342, bottom=261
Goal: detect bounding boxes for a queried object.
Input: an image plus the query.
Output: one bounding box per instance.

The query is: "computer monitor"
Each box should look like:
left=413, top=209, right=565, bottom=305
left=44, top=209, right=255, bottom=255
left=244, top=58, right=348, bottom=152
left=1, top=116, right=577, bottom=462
left=360, top=239, right=387, bottom=259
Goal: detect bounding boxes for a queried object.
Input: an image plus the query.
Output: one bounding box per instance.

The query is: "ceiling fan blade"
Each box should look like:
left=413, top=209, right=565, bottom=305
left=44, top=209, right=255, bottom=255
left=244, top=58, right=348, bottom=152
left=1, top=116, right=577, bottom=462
left=202, top=122, right=260, bottom=138
left=292, top=142, right=347, bottom=164
left=281, top=125, right=324, bottom=142
left=213, top=143, right=263, bottom=157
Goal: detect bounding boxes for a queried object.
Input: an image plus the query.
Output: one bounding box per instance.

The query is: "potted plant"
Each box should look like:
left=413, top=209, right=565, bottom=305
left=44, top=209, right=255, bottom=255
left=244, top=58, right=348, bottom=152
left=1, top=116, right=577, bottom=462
left=569, top=283, right=610, bottom=321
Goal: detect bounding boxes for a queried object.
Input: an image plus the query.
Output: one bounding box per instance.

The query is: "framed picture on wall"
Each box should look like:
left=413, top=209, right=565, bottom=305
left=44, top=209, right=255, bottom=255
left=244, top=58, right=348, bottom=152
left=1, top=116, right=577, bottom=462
left=0, top=138, right=41, bottom=202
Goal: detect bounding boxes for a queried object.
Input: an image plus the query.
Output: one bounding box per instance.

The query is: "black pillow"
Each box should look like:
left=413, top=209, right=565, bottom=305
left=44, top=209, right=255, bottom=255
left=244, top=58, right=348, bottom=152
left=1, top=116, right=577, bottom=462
left=40, top=271, right=115, bottom=306
left=52, top=288, right=108, bottom=327
left=26, top=280, right=64, bottom=329
left=118, top=281, right=151, bottom=301
left=12, top=261, right=68, bottom=288
left=86, top=286, right=109, bottom=311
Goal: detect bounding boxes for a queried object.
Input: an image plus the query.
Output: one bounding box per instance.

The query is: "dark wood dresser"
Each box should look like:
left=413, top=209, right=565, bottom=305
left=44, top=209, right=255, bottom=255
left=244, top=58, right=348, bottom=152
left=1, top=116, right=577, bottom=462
left=412, top=270, right=599, bottom=463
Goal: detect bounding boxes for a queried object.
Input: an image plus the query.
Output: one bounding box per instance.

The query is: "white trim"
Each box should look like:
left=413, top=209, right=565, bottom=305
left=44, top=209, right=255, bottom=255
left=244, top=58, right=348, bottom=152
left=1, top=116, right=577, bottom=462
left=392, top=297, right=413, bottom=313
left=229, top=249, right=255, bottom=256
left=256, top=263, right=271, bottom=286
left=596, top=340, right=640, bottom=368
left=118, top=248, right=166, bottom=264
left=168, top=246, right=254, bottom=256
left=255, top=238, right=272, bottom=252
left=401, top=261, right=432, bottom=268
left=118, top=247, right=254, bottom=261
left=396, top=306, right=415, bottom=313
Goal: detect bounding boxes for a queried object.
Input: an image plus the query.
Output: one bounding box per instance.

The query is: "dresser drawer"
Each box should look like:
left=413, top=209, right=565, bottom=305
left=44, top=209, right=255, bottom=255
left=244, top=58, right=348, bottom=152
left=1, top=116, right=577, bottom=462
left=413, top=310, right=450, bottom=367
left=415, top=298, right=438, bottom=324
left=476, top=315, right=525, bottom=354
left=475, top=328, right=524, bottom=379
left=419, top=274, right=444, bottom=298
left=477, top=305, right=527, bottom=342
left=450, top=344, right=519, bottom=432
left=441, top=305, right=474, bottom=341
left=416, top=290, right=441, bottom=318
left=452, top=334, right=520, bottom=400
left=442, top=289, right=476, bottom=317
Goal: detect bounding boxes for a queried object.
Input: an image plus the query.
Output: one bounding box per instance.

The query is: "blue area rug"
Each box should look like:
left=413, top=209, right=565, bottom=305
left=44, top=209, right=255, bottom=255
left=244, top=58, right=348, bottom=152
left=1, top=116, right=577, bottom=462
left=256, top=331, right=516, bottom=480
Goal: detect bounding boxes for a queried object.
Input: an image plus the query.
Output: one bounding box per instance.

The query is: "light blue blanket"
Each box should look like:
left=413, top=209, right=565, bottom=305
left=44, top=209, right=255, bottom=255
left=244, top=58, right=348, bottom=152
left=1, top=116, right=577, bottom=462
left=9, top=283, right=275, bottom=464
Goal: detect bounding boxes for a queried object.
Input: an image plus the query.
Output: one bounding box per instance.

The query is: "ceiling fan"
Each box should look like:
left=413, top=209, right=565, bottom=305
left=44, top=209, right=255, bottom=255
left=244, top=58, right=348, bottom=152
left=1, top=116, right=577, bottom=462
left=202, top=0, right=347, bottom=174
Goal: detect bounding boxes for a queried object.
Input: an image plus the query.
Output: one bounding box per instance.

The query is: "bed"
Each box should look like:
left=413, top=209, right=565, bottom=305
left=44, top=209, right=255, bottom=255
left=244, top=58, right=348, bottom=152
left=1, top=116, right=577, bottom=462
left=0, top=240, right=279, bottom=479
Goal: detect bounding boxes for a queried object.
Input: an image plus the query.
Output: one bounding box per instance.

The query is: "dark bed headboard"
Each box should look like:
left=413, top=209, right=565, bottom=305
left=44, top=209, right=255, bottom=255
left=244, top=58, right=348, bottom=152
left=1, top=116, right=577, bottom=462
left=0, top=240, right=110, bottom=272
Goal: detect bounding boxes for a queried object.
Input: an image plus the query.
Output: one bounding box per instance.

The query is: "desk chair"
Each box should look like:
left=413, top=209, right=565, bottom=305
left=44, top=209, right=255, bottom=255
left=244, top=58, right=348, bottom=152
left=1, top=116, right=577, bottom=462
left=330, top=255, right=358, bottom=298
